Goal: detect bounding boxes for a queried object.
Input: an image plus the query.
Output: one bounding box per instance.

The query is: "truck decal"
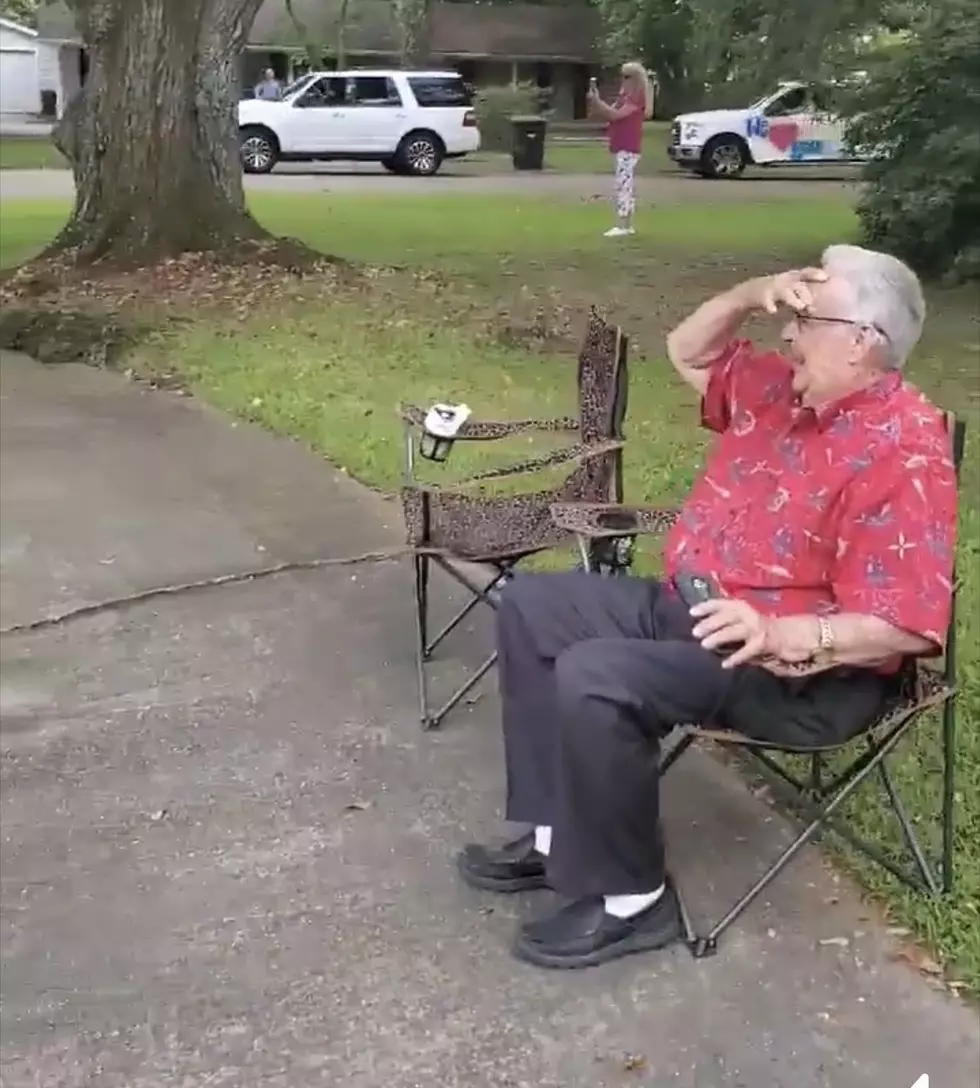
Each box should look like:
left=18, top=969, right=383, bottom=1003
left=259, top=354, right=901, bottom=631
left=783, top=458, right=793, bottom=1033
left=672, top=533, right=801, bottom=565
left=789, top=139, right=825, bottom=159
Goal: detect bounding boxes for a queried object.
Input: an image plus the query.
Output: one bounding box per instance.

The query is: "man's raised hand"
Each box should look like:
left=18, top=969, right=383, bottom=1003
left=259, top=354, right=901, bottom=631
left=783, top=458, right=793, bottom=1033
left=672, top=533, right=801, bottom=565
left=756, top=267, right=828, bottom=315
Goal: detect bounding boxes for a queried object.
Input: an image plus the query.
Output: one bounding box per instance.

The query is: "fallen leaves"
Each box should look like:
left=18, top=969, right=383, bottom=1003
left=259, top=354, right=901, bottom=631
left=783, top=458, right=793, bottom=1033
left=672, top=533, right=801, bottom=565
left=889, top=943, right=944, bottom=977
left=0, top=248, right=353, bottom=328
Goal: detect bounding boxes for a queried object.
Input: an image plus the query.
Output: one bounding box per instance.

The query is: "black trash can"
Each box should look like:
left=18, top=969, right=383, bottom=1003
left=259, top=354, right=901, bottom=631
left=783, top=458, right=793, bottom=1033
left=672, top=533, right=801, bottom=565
left=511, top=115, right=547, bottom=171
left=40, top=89, right=58, bottom=119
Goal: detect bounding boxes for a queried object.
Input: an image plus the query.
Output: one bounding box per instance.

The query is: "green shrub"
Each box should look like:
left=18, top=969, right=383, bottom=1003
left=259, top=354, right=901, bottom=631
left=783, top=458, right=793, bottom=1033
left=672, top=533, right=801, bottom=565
left=473, top=82, right=549, bottom=153
left=845, top=0, right=980, bottom=282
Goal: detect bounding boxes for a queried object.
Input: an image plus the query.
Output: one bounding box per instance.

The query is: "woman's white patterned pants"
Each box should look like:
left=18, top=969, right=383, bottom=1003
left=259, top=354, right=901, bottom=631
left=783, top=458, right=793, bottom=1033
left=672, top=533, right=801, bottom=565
left=613, top=151, right=640, bottom=220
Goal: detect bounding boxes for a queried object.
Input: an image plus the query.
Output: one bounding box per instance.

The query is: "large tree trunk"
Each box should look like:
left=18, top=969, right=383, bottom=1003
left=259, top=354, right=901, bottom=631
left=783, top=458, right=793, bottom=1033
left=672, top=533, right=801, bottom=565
left=50, top=0, right=268, bottom=266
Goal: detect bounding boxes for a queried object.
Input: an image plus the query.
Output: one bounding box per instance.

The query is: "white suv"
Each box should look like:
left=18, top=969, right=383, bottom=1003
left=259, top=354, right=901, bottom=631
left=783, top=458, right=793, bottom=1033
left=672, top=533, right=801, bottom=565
left=238, top=69, right=481, bottom=176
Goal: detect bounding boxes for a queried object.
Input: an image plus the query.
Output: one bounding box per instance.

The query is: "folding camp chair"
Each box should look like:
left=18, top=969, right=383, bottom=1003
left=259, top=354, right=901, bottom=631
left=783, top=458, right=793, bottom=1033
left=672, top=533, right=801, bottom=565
left=550, top=411, right=966, bottom=958
left=399, top=308, right=632, bottom=731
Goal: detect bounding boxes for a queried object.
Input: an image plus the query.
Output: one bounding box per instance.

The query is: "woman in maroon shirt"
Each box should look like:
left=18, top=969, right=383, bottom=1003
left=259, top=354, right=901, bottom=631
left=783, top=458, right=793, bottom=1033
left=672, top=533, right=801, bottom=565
left=587, top=62, right=655, bottom=237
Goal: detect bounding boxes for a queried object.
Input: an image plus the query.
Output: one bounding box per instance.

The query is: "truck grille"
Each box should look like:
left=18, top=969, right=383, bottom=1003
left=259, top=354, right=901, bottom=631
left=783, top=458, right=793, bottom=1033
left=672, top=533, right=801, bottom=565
left=671, top=122, right=680, bottom=145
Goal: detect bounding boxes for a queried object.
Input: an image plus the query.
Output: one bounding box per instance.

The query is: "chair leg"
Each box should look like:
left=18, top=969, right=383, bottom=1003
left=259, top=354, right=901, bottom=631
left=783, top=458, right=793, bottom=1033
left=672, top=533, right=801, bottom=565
left=941, top=696, right=957, bottom=893
left=413, top=553, right=432, bottom=728
left=875, top=761, right=942, bottom=896
left=426, top=553, right=514, bottom=657
left=417, top=558, right=514, bottom=731
left=425, top=651, right=499, bottom=732
left=808, top=753, right=824, bottom=796
left=660, top=730, right=696, bottom=775
left=677, top=708, right=923, bottom=956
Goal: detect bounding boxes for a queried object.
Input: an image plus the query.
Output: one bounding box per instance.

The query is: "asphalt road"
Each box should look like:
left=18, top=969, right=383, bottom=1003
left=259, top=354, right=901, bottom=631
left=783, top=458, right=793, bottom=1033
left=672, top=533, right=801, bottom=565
left=0, top=165, right=860, bottom=203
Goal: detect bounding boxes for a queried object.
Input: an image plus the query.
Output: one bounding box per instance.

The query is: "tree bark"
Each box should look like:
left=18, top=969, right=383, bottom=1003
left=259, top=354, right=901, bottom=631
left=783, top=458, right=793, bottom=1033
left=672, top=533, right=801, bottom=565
left=283, top=0, right=326, bottom=68
left=50, top=0, right=270, bottom=266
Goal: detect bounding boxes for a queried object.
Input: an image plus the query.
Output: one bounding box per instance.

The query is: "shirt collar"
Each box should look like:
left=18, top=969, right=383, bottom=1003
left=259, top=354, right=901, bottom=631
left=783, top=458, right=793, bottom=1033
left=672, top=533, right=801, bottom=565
left=794, top=371, right=901, bottom=429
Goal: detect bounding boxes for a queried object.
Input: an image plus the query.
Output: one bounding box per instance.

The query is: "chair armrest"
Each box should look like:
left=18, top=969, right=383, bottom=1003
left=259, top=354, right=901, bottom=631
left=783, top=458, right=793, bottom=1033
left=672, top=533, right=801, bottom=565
left=550, top=501, right=682, bottom=538
left=399, top=403, right=578, bottom=441
left=455, top=439, right=622, bottom=487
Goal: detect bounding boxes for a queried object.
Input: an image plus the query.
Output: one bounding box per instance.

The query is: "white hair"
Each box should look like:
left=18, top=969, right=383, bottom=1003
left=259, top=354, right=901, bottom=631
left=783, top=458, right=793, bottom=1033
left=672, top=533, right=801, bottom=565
left=821, top=244, right=926, bottom=370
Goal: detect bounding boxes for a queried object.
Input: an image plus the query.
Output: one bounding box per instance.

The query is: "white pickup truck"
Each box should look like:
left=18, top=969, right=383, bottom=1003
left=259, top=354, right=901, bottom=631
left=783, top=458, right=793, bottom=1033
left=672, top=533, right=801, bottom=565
left=668, top=81, right=867, bottom=179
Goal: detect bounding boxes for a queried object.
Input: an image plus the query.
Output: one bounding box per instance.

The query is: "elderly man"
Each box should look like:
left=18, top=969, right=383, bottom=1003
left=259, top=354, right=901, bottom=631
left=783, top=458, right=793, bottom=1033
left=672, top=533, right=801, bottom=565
left=457, top=244, right=958, bottom=970
left=253, top=68, right=282, bottom=101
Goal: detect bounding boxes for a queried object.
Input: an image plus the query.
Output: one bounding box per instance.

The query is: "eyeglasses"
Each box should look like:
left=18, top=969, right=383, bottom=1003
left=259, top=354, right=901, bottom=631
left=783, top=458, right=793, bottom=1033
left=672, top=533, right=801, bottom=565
left=793, top=313, right=888, bottom=340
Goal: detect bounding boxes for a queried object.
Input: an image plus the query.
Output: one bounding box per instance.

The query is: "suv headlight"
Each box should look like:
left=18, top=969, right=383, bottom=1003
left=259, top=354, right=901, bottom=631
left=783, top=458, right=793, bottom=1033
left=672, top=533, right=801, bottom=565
left=681, top=123, right=701, bottom=145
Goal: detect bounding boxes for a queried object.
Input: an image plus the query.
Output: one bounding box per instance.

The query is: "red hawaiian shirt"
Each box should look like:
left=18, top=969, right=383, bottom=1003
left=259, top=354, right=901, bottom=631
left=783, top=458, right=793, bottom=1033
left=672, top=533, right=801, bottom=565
left=663, top=340, right=958, bottom=651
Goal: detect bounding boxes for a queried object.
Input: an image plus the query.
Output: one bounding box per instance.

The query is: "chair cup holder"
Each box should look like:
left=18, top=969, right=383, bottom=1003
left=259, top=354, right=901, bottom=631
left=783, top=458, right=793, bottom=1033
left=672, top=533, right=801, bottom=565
left=420, top=432, right=456, bottom=462
left=589, top=533, right=636, bottom=571
left=597, top=510, right=639, bottom=532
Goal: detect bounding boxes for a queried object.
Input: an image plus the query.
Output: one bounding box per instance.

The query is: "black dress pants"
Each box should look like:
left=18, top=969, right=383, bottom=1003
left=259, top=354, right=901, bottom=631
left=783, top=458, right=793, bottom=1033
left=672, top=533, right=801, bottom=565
left=496, top=572, right=892, bottom=898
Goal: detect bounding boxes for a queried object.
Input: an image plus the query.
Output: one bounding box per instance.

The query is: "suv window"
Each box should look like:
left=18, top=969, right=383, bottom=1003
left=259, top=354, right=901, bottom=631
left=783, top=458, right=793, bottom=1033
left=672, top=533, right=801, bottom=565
left=297, top=76, right=346, bottom=108
left=281, top=74, right=315, bottom=99
left=408, top=76, right=472, bottom=108
left=765, top=86, right=808, bottom=117
left=348, top=75, right=402, bottom=107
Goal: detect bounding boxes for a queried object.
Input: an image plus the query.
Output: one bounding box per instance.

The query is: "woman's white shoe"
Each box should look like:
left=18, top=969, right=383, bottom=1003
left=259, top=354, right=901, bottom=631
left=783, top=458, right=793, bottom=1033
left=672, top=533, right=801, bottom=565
left=603, top=226, right=634, bottom=237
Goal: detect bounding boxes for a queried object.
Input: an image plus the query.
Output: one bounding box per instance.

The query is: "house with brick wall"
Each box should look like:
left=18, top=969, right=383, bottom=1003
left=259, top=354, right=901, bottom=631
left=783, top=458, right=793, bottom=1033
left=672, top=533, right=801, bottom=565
left=36, top=0, right=605, bottom=120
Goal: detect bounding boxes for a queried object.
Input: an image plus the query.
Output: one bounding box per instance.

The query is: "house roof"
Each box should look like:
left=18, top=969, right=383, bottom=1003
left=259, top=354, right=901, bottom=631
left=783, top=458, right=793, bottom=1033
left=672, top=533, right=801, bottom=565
left=430, top=3, right=598, bottom=60
left=37, top=0, right=599, bottom=61
left=0, top=16, right=39, bottom=38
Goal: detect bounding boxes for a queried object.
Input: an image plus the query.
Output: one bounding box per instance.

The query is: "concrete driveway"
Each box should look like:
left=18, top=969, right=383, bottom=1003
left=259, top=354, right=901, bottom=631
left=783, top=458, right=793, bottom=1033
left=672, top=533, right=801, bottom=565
left=1, top=352, right=975, bottom=1088
left=0, top=118, right=54, bottom=138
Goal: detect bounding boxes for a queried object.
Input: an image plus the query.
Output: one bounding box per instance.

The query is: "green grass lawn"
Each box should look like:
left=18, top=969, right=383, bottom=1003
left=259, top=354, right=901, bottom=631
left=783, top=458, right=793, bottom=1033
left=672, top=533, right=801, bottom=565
left=0, top=136, right=67, bottom=170
left=1, top=191, right=978, bottom=993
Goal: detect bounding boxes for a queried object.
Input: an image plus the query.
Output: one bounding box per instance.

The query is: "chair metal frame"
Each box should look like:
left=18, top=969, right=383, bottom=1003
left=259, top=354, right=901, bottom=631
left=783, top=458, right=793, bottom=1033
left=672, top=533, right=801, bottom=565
left=401, top=310, right=632, bottom=730
left=553, top=412, right=966, bottom=958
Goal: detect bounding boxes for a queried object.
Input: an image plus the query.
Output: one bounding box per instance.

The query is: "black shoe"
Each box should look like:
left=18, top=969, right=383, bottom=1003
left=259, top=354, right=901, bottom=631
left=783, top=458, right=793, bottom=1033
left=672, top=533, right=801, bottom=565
left=513, top=885, right=682, bottom=969
left=457, top=831, right=551, bottom=893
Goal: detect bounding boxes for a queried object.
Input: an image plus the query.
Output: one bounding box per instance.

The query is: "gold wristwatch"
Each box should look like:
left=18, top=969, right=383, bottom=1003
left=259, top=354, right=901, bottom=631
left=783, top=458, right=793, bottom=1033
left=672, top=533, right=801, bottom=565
left=815, top=615, right=835, bottom=664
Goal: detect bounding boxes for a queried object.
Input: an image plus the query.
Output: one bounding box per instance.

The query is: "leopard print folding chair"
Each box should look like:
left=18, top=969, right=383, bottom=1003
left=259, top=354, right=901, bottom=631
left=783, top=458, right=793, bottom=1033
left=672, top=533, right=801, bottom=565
left=550, top=411, right=966, bottom=958
left=399, top=308, right=631, bottom=730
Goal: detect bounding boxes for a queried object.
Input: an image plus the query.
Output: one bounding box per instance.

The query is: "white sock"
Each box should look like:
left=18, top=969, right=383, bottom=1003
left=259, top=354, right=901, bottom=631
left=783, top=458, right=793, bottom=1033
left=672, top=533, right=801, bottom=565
left=604, top=885, right=666, bottom=919
left=533, top=825, right=552, bottom=856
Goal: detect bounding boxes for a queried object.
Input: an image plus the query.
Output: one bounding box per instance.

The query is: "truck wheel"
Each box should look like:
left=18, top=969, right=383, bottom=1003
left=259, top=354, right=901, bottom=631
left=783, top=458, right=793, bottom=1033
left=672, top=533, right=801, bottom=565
left=240, top=126, right=279, bottom=174
left=697, top=135, right=748, bottom=179
left=396, top=131, right=444, bottom=177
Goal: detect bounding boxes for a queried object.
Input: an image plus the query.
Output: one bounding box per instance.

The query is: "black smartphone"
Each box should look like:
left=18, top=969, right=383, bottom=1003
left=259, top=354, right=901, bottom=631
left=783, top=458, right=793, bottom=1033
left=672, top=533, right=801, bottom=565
left=672, top=572, right=744, bottom=655
left=672, top=572, right=721, bottom=610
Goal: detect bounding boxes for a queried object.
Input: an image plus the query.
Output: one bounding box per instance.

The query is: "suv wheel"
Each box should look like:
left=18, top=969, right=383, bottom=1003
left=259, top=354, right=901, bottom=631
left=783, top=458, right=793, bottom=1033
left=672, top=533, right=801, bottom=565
left=697, top=135, right=748, bottom=179
left=240, top=126, right=279, bottom=174
left=396, top=132, right=444, bottom=177
left=381, top=157, right=404, bottom=175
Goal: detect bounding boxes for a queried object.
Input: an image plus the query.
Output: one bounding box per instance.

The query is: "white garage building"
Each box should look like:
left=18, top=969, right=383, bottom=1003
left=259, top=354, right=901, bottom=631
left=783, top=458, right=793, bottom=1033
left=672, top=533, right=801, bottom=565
left=0, top=16, right=80, bottom=119
left=1, top=17, right=43, bottom=115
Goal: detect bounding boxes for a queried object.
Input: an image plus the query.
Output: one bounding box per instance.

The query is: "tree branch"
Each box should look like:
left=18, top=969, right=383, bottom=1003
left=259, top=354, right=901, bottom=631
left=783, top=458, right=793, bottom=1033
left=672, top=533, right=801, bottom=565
left=283, top=0, right=325, bottom=68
